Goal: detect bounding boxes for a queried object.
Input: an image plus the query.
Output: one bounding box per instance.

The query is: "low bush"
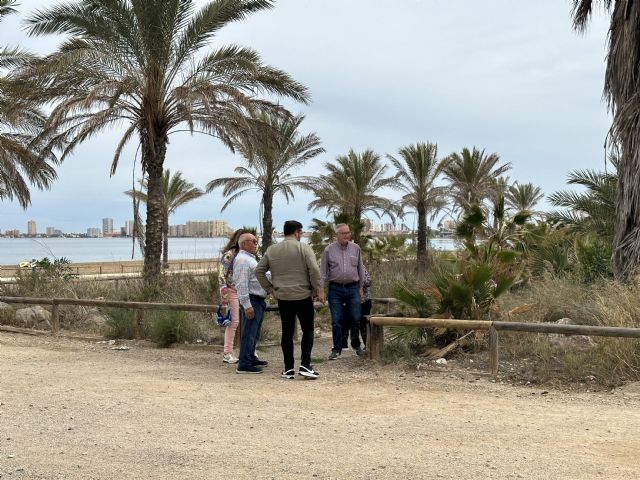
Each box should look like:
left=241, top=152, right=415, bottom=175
left=148, top=311, right=198, bottom=348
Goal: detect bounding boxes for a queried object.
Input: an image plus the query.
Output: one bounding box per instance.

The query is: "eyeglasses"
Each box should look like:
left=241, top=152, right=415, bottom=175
left=337, top=231, right=351, bottom=235
left=249, top=239, right=258, bottom=244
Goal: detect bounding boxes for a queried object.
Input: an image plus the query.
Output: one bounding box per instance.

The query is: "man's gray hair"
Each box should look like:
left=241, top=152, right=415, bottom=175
left=334, top=223, right=349, bottom=232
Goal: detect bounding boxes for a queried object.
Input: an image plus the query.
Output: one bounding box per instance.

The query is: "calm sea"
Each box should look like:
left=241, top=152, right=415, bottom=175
left=0, top=236, right=459, bottom=265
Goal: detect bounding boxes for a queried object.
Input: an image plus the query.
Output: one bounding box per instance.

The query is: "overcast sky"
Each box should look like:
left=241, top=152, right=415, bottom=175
left=1, top=0, right=610, bottom=234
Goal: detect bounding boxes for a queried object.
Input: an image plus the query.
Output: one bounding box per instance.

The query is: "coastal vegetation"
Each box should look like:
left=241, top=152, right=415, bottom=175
left=2, top=0, right=640, bottom=387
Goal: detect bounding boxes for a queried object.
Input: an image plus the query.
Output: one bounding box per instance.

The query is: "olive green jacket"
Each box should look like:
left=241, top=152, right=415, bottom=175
left=255, top=238, right=321, bottom=301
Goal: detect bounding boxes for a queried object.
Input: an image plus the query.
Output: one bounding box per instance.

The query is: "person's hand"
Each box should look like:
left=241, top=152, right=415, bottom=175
left=245, top=307, right=255, bottom=320
left=220, top=287, right=229, bottom=304
left=317, top=288, right=326, bottom=304
left=359, top=288, right=365, bottom=303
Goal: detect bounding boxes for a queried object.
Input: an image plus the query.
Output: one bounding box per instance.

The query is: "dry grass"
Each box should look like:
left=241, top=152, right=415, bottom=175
left=497, top=276, right=640, bottom=387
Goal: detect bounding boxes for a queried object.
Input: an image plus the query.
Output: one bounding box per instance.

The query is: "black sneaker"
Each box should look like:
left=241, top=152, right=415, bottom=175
left=281, top=368, right=295, bottom=379
left=355, top=347, right=365, bottom=357
left=236, top=365, right=263, bottom=374
left=328, top=350, right=341, bottom=360
left=252, top=359, right=269, bottom=367
left=298, top=365, right=319, bottom=379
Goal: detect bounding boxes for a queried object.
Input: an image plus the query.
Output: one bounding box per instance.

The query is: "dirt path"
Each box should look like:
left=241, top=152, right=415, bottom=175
left=1, top=332, right=639, bottom=479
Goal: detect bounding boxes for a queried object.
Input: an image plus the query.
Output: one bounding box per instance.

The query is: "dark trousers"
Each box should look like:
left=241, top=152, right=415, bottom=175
left=342, top=298, right=372, bottom=347
left=277, top=297, right=315, bottom=371
left=238, top=295, right=266, bottom=370
left=328, top=283, right=361, bottom=352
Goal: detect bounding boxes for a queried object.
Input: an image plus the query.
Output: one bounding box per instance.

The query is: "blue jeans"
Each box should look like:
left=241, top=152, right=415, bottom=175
left=238, top=295, right=266, bottom=370
left=328, top=283, right=361, bottom=352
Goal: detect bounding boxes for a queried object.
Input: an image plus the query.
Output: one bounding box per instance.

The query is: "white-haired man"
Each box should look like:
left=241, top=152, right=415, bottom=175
left=233, top=232, right=269, bottom=374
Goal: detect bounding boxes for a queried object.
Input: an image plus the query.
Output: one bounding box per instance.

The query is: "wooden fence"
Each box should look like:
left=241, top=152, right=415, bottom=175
left=0, top=295, right=399, bottom=346
left=6, top=294, right=635, bottom=377
left=366, top=316, right=640, bottom=375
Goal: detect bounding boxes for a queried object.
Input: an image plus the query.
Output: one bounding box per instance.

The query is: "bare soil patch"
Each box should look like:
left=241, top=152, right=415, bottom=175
left=1, top=332, right=639, bottom=479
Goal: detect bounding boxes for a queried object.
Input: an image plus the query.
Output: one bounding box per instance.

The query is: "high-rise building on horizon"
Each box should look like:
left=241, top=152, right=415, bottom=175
left=185, top=220, right=230, bottom=237
left=27, top=220, right=37, bottom=236
left=125, top=220, right=135, bottom=236
left=46, top=226, right=55, bottom=236
left=87, top=227, right=102, bottom=237
left=102, top=218, right=113, bottom=236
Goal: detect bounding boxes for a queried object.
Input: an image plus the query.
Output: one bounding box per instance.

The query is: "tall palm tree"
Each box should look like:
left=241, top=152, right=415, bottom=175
left=307, top=149, right=400, bottom=244
left=441, top=147, right=511, bottom=214
left=0, top=0, right=58, bottom=208
left=571, top=1, right=640, bottom=279
left=125, top=169, right=203, bottom=268
left=388, top=142, right=447, bottom=271
left=505, top=182, right=544, bottom=213
left=547, top=164, right=617, bottom=241
left=206, top=112, right=323, bottom=252
left=19, top=0, right=309, bottom=286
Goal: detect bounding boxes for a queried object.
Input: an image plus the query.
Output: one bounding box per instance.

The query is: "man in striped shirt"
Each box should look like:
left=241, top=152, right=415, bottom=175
left=318, top=223, right=366, bottom=360
left=233, top=232, right=269, bottom=374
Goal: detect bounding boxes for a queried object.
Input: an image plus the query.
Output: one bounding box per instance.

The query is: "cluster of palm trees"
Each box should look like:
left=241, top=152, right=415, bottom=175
left=2, top=0, right=638, bottom=285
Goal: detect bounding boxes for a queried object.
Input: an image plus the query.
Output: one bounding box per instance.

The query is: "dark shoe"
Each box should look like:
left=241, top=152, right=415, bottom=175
left=355, top=347, right=365, bottom=357
left=281, top=368, right=295, bottom=379
left=328, top=350, right=341, bottom=360
left=298, top=365, right=319, bottom=379
left=252, top=359, right=269, bottom=367
left=236, top=365, right=263, bottom=374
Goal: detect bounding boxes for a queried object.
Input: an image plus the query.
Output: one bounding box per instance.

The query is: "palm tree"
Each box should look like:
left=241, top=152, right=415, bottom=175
left=0, top=0, right=16, bottom=16
left=206, top=112, right=323, bottom=253
left=307, top=149, right=400, bottom=244
left=0, top=0, right=58, bottom=208
left=547, top=164, right=617, bottom=241
left=506, top=182, right=544, bottom=213
left=571, top=1, right=640, bottom=280
left=19, top=0, right=309, bottom=286
left=388, top=142, right=447, bottom=271
left=125, top=169, right=203, bottom=268
left=441, top=147, right=511, bottom=214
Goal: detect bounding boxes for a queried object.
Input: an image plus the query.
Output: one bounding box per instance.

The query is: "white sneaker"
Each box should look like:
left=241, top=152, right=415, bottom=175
left=223, top=353, right=239, bottom=364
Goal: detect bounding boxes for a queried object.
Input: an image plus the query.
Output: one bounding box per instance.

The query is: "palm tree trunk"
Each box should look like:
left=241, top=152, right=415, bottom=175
left=162, top=214, right=169, bottom=270
left=416, top=202, right=428, bottom=273
left=141, top=136, right=167, bottom=287
left=613, top=152, right=640, bottom=280
left=261, top=189, right=273, bottom=254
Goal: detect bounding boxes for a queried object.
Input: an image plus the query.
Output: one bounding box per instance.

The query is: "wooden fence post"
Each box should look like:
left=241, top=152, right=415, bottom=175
left=135, top=310, right=144, bottom=340
left=368, top=321, right=384, bottom=360
left=489, top=325, right=499, bottom=376
left=51, top=300, right=59, bottom=334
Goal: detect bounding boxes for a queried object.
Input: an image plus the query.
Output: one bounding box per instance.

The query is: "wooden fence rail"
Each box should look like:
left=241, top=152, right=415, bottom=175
left=366, top=316, right=640, bottom=376
left=0, top=295, right=399, bottom=344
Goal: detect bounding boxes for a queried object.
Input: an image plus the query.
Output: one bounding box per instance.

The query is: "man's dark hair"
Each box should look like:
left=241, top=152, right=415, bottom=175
left=283, top=220, right=303, bottom=236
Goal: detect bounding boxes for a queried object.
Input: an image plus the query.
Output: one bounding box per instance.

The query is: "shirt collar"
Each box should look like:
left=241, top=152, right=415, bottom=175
left=238, top=249, right=256, bottom=259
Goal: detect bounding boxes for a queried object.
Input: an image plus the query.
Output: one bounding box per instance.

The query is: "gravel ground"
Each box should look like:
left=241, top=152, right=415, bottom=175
left=1, top=331, right=639, bottom=479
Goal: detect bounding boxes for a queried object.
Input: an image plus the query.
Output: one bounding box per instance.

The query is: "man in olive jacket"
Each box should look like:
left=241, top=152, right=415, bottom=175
left=256, top=220, right=321, bottom=380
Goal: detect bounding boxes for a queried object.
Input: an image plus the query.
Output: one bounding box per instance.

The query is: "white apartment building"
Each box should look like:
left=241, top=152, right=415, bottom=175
left=102, top=218, right=113, bottom=235
left=27, top=220, right=37, bottom=236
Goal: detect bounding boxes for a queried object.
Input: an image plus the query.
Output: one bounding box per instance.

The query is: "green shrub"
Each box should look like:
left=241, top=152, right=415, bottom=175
left=148, top=311, right=196, bottom=348
left=104, top=308, right=138, bottom=339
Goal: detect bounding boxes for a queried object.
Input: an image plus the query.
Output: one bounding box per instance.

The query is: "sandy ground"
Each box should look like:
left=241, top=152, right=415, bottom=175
left=1, top=332, right=640, bottom=480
